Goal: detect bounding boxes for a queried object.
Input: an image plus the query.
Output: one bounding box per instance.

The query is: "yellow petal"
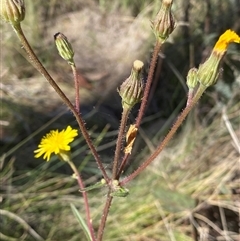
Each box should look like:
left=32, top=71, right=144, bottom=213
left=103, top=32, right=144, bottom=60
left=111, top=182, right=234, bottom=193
left=214, top=29, right=240, bottom=52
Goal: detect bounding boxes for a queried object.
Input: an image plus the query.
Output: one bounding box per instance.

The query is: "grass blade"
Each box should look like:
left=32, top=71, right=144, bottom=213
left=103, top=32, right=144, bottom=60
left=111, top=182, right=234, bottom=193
left=70, top=203, right=92, bottom=241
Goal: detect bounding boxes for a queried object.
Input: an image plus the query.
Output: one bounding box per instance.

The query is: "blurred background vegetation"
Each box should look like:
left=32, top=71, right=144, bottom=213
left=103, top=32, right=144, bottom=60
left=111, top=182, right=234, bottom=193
left=1, top=0, right=239, bottom=240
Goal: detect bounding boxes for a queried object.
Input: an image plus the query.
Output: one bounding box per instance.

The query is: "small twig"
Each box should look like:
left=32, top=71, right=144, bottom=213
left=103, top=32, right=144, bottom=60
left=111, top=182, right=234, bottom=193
left=222, top=107, right=240, bottom=154
left=219, top=206, right=232, bottom=241
left=0, top=209, right=44, bottom=241
left=193, top=213, right=223, bottom=236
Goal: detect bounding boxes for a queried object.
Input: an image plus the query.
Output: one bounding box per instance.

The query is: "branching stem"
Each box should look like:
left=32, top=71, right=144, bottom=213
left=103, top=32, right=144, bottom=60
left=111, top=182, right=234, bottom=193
left=120, top=85, right=207, bottom=185
left=12, top=23, right=109, bottom=182
left=116, top=40, right=162, bottom=177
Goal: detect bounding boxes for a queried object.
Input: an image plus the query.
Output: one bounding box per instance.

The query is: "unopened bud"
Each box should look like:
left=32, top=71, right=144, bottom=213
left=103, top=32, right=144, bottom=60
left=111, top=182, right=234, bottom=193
left=186, top=68, right=198, bottom=89
left=197, top=52, right=222, bottom=87
left=118, top=60, right=144, bottom=110
left=0, top=0, right=25, bottom=25
left=152, top=0, right=176, bottom=43
left=54, top=32, right=75, bottom=65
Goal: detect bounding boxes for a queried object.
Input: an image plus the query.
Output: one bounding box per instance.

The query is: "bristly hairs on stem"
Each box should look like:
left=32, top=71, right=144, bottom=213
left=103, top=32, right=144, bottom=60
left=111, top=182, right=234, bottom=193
left=6, top=18, right=109, bottom=182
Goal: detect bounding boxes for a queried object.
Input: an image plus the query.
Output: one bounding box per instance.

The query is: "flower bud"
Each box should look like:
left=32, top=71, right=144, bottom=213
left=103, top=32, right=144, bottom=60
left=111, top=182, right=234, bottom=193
left=118, top=60, right=144, bottom=110
left=197, top=52, right=222, bottom=87
left=54, top=32, right=75, bottom=65
left=0, top=0, right=25, bottom=25
left=152, top=0, right=176, bottom=43
left=186, top=68, right=198, bottom=89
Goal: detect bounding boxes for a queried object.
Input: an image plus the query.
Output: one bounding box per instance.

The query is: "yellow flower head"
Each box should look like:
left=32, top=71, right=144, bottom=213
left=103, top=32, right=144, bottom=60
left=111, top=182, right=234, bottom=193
left=34, top=126, right=78, bottom=161
left=197, top=29, right=240, bottom=87
left=213, top=29, right=240, bottom=53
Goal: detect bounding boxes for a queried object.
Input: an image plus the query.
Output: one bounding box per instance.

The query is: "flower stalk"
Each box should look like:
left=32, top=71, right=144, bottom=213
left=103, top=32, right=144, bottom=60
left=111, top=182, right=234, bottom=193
left=11, top=22, right=109, bottom=182
left=120, top=84, right=207, bottom=186
left=3, top=0, right=240, bottom=240
left=67, top=160, right=96, bottom=241
left=112, top=60, right=144, bottom=180
left=97, top=192, right=113, bottom=241
left=111, top=107, right=130, bottom=179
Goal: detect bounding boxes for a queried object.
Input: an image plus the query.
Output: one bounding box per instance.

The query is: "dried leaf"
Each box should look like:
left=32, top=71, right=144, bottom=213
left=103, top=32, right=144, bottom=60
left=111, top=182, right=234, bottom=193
left=124, top=124, right=138, bottom=154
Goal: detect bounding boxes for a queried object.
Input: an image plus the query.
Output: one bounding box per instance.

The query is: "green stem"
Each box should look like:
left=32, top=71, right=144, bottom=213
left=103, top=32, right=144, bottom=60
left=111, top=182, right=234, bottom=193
left=12, top=23, right=109, bottom=182
left=96, top=192, right=113, bottom=241
left=120, top=85, right=207, bottom=185
left=68, top=160, right=96, bottom=241
left=112, top=107, right=130, bottom=179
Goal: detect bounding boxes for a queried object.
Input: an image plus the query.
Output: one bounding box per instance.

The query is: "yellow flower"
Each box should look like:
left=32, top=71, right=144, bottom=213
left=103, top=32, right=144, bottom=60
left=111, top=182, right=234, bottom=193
left=197, top=29, right=240, bottom=87
left=34, top=126, right=78, bottom=161
left=213, top=29, right=240, bottom=53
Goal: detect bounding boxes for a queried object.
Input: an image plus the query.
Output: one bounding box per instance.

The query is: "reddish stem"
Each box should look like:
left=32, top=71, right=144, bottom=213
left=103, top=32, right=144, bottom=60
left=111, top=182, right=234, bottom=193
left=112, top=108, right=130, bottom=179
left=68, top=161, right=96, bottom=241
left=96, top=192, right=113, bottom=241
left=116, top=40, right=162, bottom=178
left=120, top=85, right=207, bottom=186
left=71, top=65, right=80, bottom=114
left=136, top=40, right=162, bottom=128
left=13, top=23, right=109, bottom=182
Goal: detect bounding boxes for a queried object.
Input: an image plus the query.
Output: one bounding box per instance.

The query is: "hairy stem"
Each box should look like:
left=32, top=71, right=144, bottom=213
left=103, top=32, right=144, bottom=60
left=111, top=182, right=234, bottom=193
left=120, top=85, right=207, bottom=185
left=116, top=152, right=129, bottom=179
left=112, top=107, right=130, bottom=179
left=68, top=160, right=96, bottom=241
left=97, top=192, right=113, bottom=241
left=71, top=64, right=80, bottom=114
left=12, top=23, right=109, bottom=182
left=116, top=40, right=162, bottom=178
left=136, top=40, right=162, bottom=128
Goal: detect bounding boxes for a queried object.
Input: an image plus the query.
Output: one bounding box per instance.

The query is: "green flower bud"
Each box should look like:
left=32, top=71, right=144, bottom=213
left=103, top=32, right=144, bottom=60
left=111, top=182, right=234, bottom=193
left=54, top=32, right=75, bottom=65
left=152, top=0, right=176, bottom=43
left=118, top=60, right=144, bottom=110
left=0, top=0, right=25, bottom=25
left=197, top=52, right=222, bottom=87
left=186, top=68, right=198, bottom=89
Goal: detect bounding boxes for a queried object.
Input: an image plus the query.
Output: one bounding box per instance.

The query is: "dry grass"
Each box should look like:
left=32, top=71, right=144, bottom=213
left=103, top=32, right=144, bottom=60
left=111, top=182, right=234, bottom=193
left=1, top=97, right=239, bottom=240
left=1, top=0, right=240, bottom=240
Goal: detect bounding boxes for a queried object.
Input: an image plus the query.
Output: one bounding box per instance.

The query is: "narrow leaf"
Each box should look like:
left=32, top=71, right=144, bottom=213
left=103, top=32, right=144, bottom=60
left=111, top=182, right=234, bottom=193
left=70, top=203, right=92, bottom=241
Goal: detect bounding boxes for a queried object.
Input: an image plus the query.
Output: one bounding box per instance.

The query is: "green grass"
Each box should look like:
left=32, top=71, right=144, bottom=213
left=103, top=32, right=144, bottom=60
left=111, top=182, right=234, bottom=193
left=1, top=99, right=239, bottom=240
left=1, top=0, right=240, bottom=240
